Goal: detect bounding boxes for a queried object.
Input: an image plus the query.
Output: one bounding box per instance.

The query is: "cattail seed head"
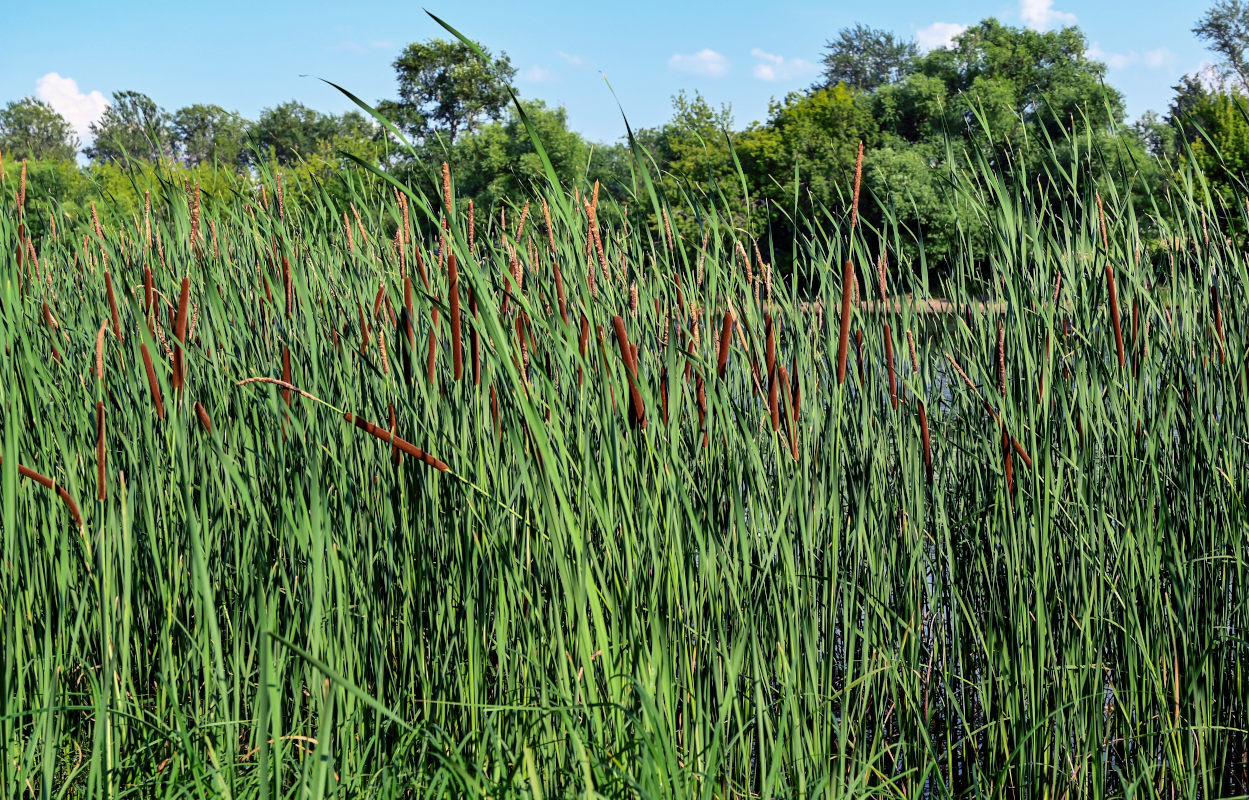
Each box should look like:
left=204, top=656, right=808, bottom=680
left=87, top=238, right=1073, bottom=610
left=442, top=162, right=453, bottom=218
left=717, top=312, right=734, bottom=378
left=190, top=183, right=201, bottom=248
left=96, top=401, right=107, bottom=500
left=876, top=251, right=888, bottom=305
left=95, top=321, right=108, bottom=382
left=836, top=261, right=854, bottom=384
left=195, top=402, right=212, bottom=432
left=516, top=201, right=530, bottom=239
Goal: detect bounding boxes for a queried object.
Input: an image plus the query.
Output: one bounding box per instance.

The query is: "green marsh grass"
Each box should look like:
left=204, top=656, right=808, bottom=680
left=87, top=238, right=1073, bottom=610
left=1, top=89, right=1248, bottom=799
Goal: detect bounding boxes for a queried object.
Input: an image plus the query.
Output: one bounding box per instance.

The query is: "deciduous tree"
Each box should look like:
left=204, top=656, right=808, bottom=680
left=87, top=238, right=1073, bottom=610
left=0, top=97, right=78, bottom=161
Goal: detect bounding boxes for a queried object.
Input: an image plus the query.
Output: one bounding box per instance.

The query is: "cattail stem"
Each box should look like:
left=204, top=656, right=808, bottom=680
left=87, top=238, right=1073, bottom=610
left=918, top=400, right=932, bottom=485
left=281, top=347, right=292, bottom=406
left=1212, top=285, right=1226, bottom=365
left=1002, top=422, right=1014, bottom=496
left=449, top=253, right=463, bottom=380
left=471, top=287, right=481, bottom=386
left=143, top=266, right=154, bottom=315
left=691, top=368, right=707, bottom=437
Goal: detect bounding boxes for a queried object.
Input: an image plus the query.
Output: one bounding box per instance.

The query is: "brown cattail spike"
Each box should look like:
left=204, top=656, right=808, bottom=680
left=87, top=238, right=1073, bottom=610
left=96, top=401, right=107, bottom=500
left=717, top=312, right=734, bottom=378
left=195, top=402, right=212, bottom=432
left=613, top=315, right=646, bottom=429
left=104, top=270, right=122, bottom=340
left=173, top=276, right=191, bottom=391
left=345, top=412, right=449, bottom=472
left=766, top=313, right=779, bottom=431
left=836, top=261, right=854, bottom=384
left=1106, top=263, right=1125, bottom=368
left=2, top=455, right=83, bottom=528
left=141, top=341, right=165, bottom=419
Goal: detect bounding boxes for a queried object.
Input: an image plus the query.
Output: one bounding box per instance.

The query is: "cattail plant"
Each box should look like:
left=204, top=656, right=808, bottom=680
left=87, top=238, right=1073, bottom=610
left=96, top=401, right=106, bottom=501
left=718, top=312, right=734, bottom=379
left=449, top=253, right=463, bottom=381
left=140, top=338, right=165, bottom=419
left=2, top=455, right=83, bottom=528
left=173, top=276, right=190, bottom=391
left=105, top=270, right=122, bottom=340
left=195, top=401, right=212, bottom=432
left=613, top=316, right=645, bottom=428
left=836, top=261, right=854, bottom=385
left=766, top=313, right=780, bottom=431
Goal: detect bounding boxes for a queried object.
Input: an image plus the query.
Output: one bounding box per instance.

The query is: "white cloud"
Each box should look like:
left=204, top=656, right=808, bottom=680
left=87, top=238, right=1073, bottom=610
left=1019, top=0, right=1077, bottom=30
left=1144, top=47, right=1173, bottom=68
left=35, top=73, right=108, bottom=142
left=915, top=22, right=967, bottom=51
left=1086, top=44, right=1131, bottom=69
left=749, top=48, right=819, bottom=82
left=557, top=50, right=586, bottom=68
left=668, top=49, right=730, bottom=78
left=519, top=65, right=556, bottom=83
left=1086, top=44, right=1175, bottom=71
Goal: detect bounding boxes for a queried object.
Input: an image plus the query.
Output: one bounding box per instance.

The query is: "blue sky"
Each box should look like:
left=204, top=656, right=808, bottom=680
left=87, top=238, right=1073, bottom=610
left=0, top=0, right=1214, bottom=148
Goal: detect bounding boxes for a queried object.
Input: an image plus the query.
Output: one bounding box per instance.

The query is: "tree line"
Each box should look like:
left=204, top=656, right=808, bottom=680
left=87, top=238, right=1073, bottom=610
left=4, top=2, right=1249, bottom=275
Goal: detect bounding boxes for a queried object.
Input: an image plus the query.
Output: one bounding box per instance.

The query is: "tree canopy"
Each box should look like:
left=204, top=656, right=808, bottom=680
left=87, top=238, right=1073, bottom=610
left=173, top=104, right=249, bottom=168
left=84, top=90, right=174, bottom=163
left=389, top=38, right=516, bottom=145
left=1194, top=0, right=1249, bottom=92
left=815, top=23, right=918, bottom=92
left=0, top=97, right=78, bottom=161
